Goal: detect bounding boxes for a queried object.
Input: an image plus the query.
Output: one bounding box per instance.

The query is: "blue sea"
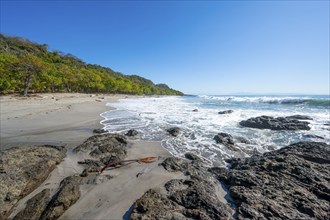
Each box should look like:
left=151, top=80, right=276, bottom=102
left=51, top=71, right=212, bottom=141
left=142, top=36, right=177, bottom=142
left=101, top=95, right=330, bottom=166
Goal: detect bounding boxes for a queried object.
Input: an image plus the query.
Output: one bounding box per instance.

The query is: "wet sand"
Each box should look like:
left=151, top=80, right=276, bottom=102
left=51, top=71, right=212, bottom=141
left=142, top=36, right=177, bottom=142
left=1, top=93, right=196, bottom=219
left=1, top=93, right=123, bottom=149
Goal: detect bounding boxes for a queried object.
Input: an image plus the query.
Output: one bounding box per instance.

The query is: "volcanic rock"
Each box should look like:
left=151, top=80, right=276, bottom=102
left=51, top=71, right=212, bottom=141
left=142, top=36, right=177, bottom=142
left=218, top=110, right=234, bottom=114
left=211, top=142, right=330, bottom=220
left=13, top=189, right=51, bottom=220
left=74, top=133, right=127, bottom=163
left=285, top=115, right=313, bottom=120
left=214, top=133, right=235, bottom=146
left=40, top=175, right=81, bottom=220
left=0, top=145, right=66, bottom=219
left=167, top=127, right=181, bottom=137
left=126, top=129, right=139, bottom=137
left=130, top=153, right=234, bottom=219
left=93, top=128, right=107, bottom=134
left=239, top=115, right=311, bottom=130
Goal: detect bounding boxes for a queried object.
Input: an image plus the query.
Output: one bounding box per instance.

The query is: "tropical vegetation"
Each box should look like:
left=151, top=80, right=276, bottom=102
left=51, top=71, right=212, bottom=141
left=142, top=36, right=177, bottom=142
left=0, top=34, right=183, bottom=96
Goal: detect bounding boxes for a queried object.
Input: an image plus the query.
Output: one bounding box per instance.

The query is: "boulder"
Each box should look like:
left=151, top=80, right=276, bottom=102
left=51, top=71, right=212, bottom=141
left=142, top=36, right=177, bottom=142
left=0, top=145, right=66, bottom=219
left=131, top=153, right=234, bottom=219
left=13, top=189, right=51, bottom=220
left=192, top=109, right=199, bottom=112
left=285, top=115, right=313, bottom=120
left=93, top=128, right=107, bottom=134
left=126, top=129, right=139, bottom=137
left=40, top=175, right=81, bottom=220
left=303, top=134, right=324, bottom=139
left=211, top=142, right=330, bottom=220
left=218, top=110, right=234, bottom=114
left=167, top=127, right=181, bottom=137
left=77, top=159, right=104, bottom=177
left=239, top=115, right=311, bottom=130
left=74, top=134, right=127, bottom=163
left=214, top=133, right=235, bottom=146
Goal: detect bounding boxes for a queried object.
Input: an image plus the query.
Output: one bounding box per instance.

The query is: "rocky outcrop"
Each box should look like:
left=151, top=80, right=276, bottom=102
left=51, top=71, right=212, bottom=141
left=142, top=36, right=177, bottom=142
left=218, top=110, right=234, bottom=114
left=12, top=175, right=82, bottom=220
left=40, top=175, right=81, bottom=220
left=239, top=115, right=311, bottom=130
left=213, top=133, right=252, bottom=152
left=13, top=189, right=51, bottom=220
left=214, top=133, right=235, bottom=146
left=167, top=127, right=181, bottom=137
left=0, top=145, right=66, bottom=219
left=78, top=159, right=104, bottom=177
left=130, top=153, right=234, bottom=219
left=285, top=114, right=313, bottom=120
left=303, top=134, right=325, bottom=139
left=126, top=129, right=139, bottom=137
left=75, top=134, right=128, bottom=177
left=75, top=133, right=128, bottom=164
left=93, top=128, right=107, bottom=134
left=210, top=142, right=330, bottom=220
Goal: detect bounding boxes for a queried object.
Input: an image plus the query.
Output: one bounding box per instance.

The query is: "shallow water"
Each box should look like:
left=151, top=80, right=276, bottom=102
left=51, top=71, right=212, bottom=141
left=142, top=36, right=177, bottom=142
left=101, top=95, right=330, bottom=166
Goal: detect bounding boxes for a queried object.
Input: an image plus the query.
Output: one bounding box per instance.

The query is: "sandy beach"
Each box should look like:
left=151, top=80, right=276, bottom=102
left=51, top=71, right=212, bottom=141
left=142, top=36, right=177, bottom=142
left=0, top=93, right=123, bottom=149
left=1, top=93, right=206, bottom=219
left=2, top=93, right=327, bottom=220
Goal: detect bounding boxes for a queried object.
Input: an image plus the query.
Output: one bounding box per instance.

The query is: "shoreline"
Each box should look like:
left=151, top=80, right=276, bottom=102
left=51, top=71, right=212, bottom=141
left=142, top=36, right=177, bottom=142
left=1, top=93, right=196, bottom=219
left=1, top=93, right=329, bottom=219
left=0, top=93, right=129, bottom=150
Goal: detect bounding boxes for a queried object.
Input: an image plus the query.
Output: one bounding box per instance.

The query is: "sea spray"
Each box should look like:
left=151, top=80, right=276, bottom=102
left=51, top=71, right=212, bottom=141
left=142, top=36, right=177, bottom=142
left=101, top=95, right=330, bottom=166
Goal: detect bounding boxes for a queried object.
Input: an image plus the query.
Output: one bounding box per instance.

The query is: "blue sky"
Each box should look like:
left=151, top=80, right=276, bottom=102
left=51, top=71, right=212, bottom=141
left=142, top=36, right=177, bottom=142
left=1, top=1, right=329, bottom=95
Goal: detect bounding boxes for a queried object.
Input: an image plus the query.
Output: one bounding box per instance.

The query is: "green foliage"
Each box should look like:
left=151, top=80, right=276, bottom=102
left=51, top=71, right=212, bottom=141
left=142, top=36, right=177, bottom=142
left=0, top=34, right=184, bottom=96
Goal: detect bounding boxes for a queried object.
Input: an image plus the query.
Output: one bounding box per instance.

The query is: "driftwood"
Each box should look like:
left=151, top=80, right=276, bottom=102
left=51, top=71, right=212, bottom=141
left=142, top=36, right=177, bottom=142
left=100, top=156, right=157, bottom=173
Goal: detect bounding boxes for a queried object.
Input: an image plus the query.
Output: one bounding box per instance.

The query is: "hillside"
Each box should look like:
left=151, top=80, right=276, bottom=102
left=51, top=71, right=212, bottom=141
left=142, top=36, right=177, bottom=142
left=0, top=34, right=183, bottom=96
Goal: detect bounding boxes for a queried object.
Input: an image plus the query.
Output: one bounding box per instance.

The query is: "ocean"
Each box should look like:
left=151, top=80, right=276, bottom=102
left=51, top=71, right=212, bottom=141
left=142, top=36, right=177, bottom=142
left=101, top=95, right=330, bottom=166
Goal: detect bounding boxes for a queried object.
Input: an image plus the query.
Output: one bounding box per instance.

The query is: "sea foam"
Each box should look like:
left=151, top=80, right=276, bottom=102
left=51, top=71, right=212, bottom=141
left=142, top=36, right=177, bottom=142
left=101, top=95, right=330, bottom=166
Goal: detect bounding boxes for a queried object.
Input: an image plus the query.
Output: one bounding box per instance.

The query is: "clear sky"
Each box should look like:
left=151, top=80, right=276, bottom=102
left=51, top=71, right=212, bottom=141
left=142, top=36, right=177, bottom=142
left=1, top=1, right=329, bottom=95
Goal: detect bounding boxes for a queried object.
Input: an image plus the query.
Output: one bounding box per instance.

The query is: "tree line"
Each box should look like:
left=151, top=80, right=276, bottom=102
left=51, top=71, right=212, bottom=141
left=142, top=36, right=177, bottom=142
left=0, top=34, right=183, bottom=96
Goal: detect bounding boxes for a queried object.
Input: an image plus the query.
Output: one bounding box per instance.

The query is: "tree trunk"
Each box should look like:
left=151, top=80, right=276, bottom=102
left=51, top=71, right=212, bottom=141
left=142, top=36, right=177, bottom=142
left=23, top=72, right=32, bottom=96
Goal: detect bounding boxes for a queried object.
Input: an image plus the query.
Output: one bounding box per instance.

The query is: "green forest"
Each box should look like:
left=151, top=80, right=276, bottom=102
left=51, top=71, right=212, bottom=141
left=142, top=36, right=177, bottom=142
left=0, top=34, right=183, bottom=96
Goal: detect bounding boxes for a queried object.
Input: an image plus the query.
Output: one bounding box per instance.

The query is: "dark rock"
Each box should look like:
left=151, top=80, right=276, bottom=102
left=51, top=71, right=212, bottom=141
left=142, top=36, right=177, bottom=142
left=192, top=109, right=199, bottom=112
left=239, top=115, right=311, bottom=130
left=167, top=127, right=181, bottom=137
left=218, top=110, right=234, bottom=114
left=77, top=159, right=104, bottom=168
left=214, top=133, right=235, bottom=146
left=161, top=157, right=190, bottom=172
left=40, top=175, right=81, bottom=220
left=184, top=152, right=203, bottom=162
left=132, top=155, right=234, bottom=219
left=166, top=178, right=232, bottom=220
left=0, top=145, right=66, bottom=219
left=74, top=134, right=127, bottom=163
left=286, top=115, right=313, bottom=120
left=130, top=189, right=181, bottom=219
left=213, top=142, right=330, bottom=220
left=93, top=128, right=107, bottom=134
left=126, top=129, right=139, bottom=137
left=235, top=136, right=252, bottom=144
left=13, top=189, right=51, bottom=220
left=303, top=134, right=324, bottom=139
